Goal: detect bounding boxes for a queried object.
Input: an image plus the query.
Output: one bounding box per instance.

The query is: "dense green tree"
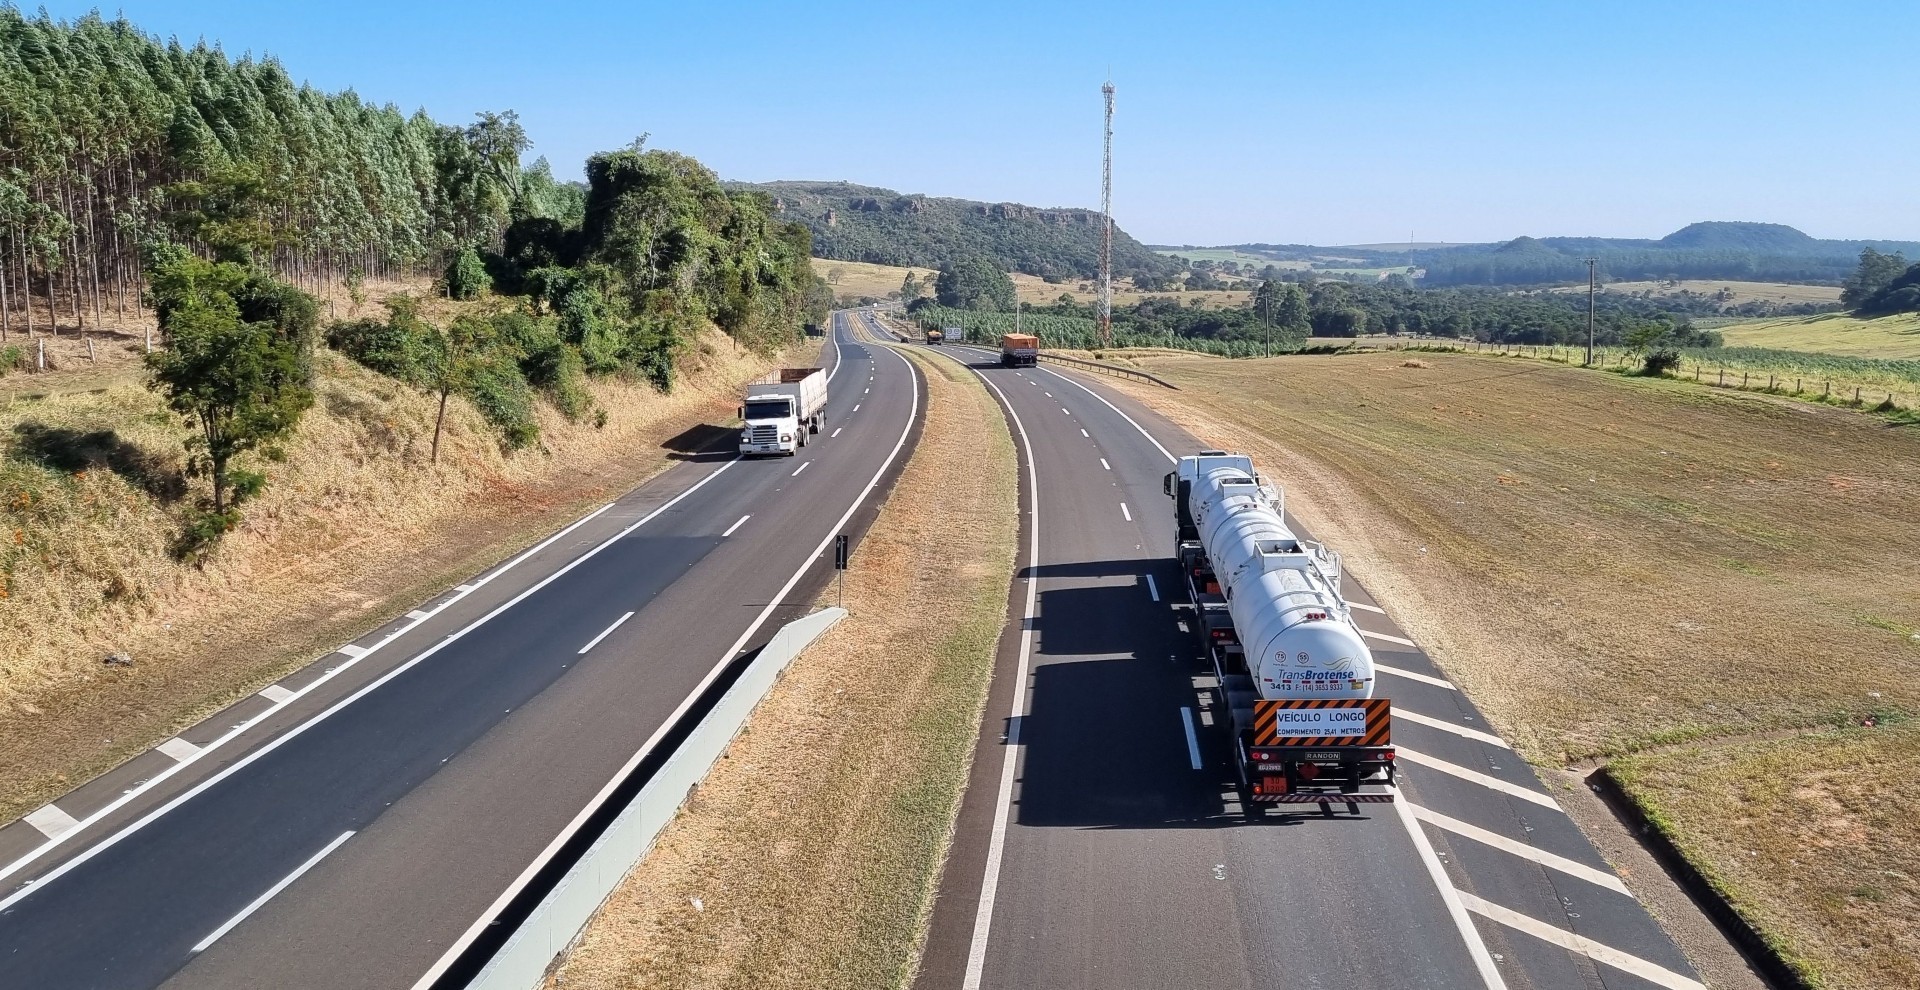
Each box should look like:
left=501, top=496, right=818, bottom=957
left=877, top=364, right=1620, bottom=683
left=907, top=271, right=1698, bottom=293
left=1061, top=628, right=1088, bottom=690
left=1843, top=248, right=1910, bottom=310
left=935, top=256, right=1016, bottom=311
left=1856, top=262, right=1920, bottom=317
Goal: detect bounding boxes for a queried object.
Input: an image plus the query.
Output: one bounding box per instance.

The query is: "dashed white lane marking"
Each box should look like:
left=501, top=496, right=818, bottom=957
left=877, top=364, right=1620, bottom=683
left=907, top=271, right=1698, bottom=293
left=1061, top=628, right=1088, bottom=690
left=1180, top=708, right=1203, bottom=769
left=406, top=609, right=431, bottom=621
left=337, top=644, right=370, bottom=659
left=1397, top=747, right=1560, bottom=810
left=1348, top=601, right=1387, bottom=615
left=1390, top=801, right=1511, bottom=989
left=792, top=461, right=810, bottom=477
left=1080, top=428, right=1089, bottom=438
left=1060, top=407, right=1070, bottom=415
left=258, top=685, right=297, bottom=704
left=1397, top=709, right=1511, bottom=748
left=1145, top=575, right=1160, bottom=602
left=1377, top=663, right=1456, bottom=690
left=831, top=428, right=842, bottom=438
left=1100, top=458, right=1111, bottom=471
left=192, top=831, right=356, bottom=953
left=1361, top=629, right=1418, bottom=647
left=578, top=611, right=636, bottom=655
left=1411, top=804, right=1628, bottom=893
left=1458, top=891, right=1704, bottom=989
left=157, top=737, right=203, bottom=762
left=24, top=805, right=81, bottom=840
left=1120, top=502, right=1132, bottom=522
left=853, top=404, right=861, bottom=412
left=723, top=515, right=751, bottom=537
left=1044, top=391, right=1053, bottom=397
left=864, top=388, right=870, bottom=394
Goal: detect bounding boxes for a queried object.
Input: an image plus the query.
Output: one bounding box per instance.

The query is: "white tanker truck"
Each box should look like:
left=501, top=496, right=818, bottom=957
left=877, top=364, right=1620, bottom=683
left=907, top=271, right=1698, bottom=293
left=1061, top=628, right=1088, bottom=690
left=1165, top=451, right=1396, bottom=815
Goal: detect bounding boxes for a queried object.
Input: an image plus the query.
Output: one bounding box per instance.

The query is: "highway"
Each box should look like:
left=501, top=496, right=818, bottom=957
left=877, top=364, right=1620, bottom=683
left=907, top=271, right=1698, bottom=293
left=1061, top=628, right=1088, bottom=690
left=896, top=321, right=1708, bottom=990
left=0, top=312, right=922, bottom=989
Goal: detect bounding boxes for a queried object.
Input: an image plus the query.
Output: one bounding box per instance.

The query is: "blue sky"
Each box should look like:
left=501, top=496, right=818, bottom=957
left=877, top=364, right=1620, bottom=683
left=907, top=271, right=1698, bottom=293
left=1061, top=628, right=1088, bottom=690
left=40, top=0, right=1920, bottom=246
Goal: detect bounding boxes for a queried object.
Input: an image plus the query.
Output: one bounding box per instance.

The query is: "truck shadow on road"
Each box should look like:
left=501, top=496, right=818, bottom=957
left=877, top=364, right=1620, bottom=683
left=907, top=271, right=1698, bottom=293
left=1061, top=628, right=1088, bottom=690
left=660, top=423, right=739, bottom=462
left=1009, top=561, right=1382, bottom=830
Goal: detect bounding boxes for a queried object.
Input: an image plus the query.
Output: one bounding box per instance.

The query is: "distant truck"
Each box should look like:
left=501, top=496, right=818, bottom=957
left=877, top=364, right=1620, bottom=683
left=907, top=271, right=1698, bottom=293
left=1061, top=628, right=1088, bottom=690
left=925, top=328, right=945, bottom=345
left=1000, top=333, right=1039, bottom=368
left=739, top=368, right=827, bottom=457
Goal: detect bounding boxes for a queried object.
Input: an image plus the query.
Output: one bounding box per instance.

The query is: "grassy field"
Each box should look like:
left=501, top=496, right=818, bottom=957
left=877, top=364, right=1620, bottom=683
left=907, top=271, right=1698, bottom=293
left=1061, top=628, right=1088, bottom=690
left=0, top=313, right=793, bottom=825
left=1716, top=311, right=1920, bottom=359
left=1008, top=271, right=1251, bottom=309
left=1098, top=350, right=1919, bottom=989
left=1558, top=279, right=1844, bottom=306
left=811, top=258, right=937, bottom=304
left=546, top=349, right=1017, bottom=989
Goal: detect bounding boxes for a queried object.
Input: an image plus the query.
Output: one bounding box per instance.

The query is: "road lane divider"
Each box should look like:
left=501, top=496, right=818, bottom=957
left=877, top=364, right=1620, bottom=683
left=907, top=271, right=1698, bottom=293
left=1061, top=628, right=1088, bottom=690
left=1457, top=891, right=1705, bottom=990
left=1377, top=663, right=1456, bottom=690
left=578, top=612, right=636, bottom=655
left=1100, top=458, right=1111, bottom=471
left=1410, top=804, right=1627, bottom=894
left=1396, top=709, right=1510, bottom=748
left=191, top=831, right=355, bottom=954
left=1397, top=748, right=1561, bottom=810
left=1391, top=799, right=1512, bottom=990
left=1180, top=708, right=1202, bottom=770
left=722, top=515, right=751, bottom=537
left=0, top=458, right=740, bottom=903
left=1120, top=502, right=1132, bottom=521
left=792, top=462, right=810, bottom=477
left=1361, top=629, right=1418, bottom=648
left=1145, top=575, right=1160, bottom=602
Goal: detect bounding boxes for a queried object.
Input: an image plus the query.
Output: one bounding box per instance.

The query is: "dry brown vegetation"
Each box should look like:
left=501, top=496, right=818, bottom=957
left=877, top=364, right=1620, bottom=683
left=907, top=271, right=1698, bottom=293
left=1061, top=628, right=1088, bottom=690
left=1097, top=350, right=1920, bottom=989
left=545, top=349, right=1017, bottom=990
left=0, top=320, right=799, bottom=824
left=811, top=259, right=937, bottom=304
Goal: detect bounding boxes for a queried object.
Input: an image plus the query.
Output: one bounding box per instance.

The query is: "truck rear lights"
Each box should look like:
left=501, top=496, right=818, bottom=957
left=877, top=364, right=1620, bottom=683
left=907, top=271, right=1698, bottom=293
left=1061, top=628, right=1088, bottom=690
left=1304, top=611, right=1327, bottom=621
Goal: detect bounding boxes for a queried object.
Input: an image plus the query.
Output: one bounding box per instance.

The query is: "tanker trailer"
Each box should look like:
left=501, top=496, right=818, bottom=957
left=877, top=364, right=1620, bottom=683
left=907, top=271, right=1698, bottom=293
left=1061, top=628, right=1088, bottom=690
left=1165, top=450, right=1395, bottom=816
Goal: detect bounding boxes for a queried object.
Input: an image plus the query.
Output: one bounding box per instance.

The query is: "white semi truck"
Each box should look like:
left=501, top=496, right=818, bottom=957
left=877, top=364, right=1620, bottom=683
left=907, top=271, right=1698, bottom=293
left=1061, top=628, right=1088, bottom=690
left=1165, top=450, right=1396, bottom=816
left=739, top=367, right=827, bottom=457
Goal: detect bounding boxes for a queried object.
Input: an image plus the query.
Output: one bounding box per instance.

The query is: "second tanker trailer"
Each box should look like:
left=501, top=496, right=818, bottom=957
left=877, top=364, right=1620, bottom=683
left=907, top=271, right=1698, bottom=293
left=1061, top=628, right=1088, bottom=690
left=1165, top=450, right=1396, bottom=816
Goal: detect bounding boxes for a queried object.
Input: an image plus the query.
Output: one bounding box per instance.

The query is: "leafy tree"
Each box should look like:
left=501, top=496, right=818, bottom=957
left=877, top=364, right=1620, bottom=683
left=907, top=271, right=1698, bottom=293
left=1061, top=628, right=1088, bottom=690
left=146, top=288, right=312, bottom=517
left=1855, top=262, right=1920, bottom=317
left=1843, top=249, right=1910, bottom=310
left=935, top=256, right=1016, bottom=311
left=421, top=314, right=503, bottom=463
left=900, top=271, right=923, bottom=303
left=446, top=246, right=492, bottom=300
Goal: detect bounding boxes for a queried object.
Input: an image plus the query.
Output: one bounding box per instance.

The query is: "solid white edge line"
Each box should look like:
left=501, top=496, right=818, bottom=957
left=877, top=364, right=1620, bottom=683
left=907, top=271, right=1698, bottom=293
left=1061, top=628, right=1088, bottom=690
left=1180, top=708, right=1202, bottom=770
left=959, top=368, right=1040, bottom=990
left=1120, top=502, right=1132, bottom=522
left=1458, top=891, right=1704, bottom=990
left=0, top=461, right=737, bottom=906
left=1396, top=708, right=1511, bottom=748
left=1391, top=798, right=1511, bottom=990
left=1397, top=747, right=1561, bottom=810
left=722, top=514, right=752, bottom=537
left=1409, top=804, right=1628, bottom=894
left=408, top=334, right=922, bottom=990
left=1362, top=628, right=1418, bottom=647
left=191, top=831, right=355, bottom=953
left=792, top=461, right=810, bottom=477
left=1145, top=574, right=1160, bottom=602
left=1378, top=663, right=1457, bottom=690
left=577, top=611, right=636, bottom=655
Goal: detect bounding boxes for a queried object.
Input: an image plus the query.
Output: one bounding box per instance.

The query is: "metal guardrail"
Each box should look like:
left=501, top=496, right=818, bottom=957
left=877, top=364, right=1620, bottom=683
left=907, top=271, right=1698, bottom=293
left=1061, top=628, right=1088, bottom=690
left=466, top=607, right=848, bottom=990
left=1037, top=352, right=1180, bottom=390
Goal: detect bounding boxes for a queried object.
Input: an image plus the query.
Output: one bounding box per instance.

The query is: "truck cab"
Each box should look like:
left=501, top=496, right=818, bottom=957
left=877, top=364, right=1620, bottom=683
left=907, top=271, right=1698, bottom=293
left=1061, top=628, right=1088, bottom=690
left=740, top=394, right=805, bottom=456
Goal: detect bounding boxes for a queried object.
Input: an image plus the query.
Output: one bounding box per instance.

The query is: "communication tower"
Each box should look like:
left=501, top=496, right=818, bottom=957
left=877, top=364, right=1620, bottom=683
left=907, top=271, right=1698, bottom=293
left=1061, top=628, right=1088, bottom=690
left=1099, top=81, right=1115, bottom=349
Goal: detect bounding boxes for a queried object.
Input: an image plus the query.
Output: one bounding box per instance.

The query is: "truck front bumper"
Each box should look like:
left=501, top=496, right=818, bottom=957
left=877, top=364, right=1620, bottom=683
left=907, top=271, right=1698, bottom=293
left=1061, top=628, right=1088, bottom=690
left=740, top=443, right=795, bottom=456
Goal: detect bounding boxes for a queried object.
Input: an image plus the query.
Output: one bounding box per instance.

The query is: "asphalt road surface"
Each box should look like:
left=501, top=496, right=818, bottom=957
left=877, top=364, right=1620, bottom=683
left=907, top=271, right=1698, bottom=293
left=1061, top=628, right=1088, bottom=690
left=0, top=312, right=921, bottom=989
left=902, top=324, right=1707, bottom=990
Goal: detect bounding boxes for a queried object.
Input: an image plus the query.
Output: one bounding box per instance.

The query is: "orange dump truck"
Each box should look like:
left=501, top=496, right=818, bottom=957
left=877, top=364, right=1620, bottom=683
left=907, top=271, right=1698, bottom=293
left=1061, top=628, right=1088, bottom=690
left=1000, top=333, right=1039, bottom=368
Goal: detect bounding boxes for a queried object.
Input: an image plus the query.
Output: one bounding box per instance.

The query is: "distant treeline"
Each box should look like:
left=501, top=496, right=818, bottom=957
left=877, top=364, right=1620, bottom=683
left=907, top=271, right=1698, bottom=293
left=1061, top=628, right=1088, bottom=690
left=1167, top=222, right=1920, bottom=289
left=726, top=180, right=1182, bottom=284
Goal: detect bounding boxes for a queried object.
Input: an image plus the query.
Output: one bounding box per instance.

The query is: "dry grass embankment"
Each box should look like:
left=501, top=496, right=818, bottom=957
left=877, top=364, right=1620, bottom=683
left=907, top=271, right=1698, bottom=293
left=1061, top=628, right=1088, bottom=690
left=0, top=322, right=796, bottom=824
left=1096, top=350, right=1920, bottom=989
left=545, top=349, right=1018, bottom=990
left=811, top=259, right=937, bottom=305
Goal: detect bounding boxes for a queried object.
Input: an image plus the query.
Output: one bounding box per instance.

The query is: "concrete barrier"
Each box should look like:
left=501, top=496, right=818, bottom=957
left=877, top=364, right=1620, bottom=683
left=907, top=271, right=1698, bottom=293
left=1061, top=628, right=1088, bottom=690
left=466, top=607, right=848, bottom=989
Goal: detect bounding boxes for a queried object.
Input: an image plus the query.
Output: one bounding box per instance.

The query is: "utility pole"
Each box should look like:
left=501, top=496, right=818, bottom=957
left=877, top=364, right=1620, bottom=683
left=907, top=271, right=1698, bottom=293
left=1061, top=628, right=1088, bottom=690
left=1585, top=257, right=1597, bottom=365
left=1098, top=80, right=1115, bottom=350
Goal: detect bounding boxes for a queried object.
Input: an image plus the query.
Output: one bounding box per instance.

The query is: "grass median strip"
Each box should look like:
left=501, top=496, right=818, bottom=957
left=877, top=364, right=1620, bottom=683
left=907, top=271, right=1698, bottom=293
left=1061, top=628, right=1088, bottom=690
left=545, top=348, right=1017, bottom=990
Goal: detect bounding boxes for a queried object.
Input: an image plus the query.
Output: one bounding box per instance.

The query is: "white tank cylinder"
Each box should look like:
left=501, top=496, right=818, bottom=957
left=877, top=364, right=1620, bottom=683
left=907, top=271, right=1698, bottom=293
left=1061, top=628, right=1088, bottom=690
left=1187, top=457, right=1376, bottom=701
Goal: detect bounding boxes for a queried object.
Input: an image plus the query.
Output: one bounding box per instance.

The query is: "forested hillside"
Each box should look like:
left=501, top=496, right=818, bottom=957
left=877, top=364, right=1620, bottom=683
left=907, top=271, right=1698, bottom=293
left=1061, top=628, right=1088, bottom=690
left=727, top=180, right=1181, bottom=284
left=1168, top=222, right=1920, bottom=288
